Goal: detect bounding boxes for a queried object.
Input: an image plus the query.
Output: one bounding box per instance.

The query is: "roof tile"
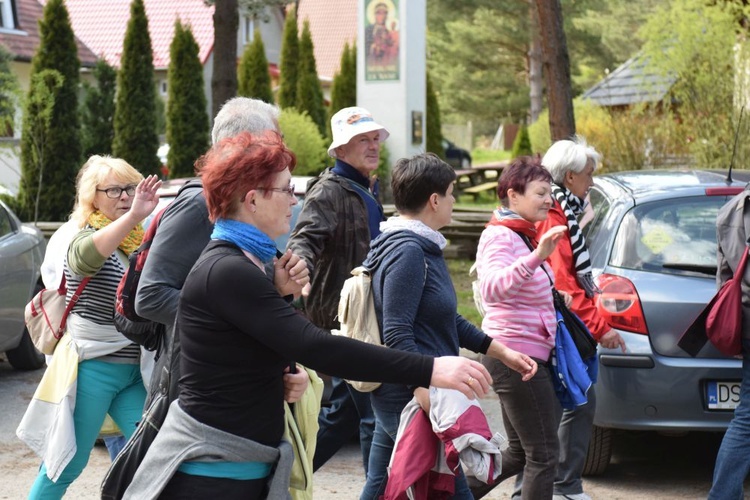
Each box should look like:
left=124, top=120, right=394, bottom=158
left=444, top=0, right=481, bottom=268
left=297, top=0, right=356, bottom=80
left=0, top=0, right=98, bottom=66
left=52, top=0, right=214, bottom=69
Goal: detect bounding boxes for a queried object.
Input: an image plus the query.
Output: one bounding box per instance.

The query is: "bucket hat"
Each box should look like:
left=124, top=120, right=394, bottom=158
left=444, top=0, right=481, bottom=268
left=328, top=107, right=390, bottom=158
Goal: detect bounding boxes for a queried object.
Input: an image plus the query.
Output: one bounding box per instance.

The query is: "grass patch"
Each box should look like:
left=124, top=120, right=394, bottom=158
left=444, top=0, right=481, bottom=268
left=471, top=148, right=511, bottom=165
left=447, top=258, right=482, bottom=328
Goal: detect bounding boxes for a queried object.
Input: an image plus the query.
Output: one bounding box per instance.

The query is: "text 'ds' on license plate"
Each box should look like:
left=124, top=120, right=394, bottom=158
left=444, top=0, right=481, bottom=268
left=706, top=381, right=741, bottom=410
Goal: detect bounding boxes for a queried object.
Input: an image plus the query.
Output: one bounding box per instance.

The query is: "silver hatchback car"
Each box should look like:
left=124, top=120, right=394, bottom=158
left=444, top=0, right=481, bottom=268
left=0, top=199, right=46, bottom=370
left=580, top=170, right=746, bottom=475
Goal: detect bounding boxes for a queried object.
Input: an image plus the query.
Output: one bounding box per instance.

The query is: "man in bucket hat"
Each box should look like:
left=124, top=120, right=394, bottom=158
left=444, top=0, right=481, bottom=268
left=288, top=106, right=390, bottom=474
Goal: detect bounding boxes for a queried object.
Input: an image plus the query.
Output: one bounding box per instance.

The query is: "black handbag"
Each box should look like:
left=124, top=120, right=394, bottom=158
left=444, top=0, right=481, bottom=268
left=552, top=288, right=598, bottom=359
left=515, top=232, right=598, bottom=360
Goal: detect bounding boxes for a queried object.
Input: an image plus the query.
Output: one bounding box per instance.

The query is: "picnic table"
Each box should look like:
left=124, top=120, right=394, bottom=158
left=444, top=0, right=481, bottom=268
left=454, top=160, right=508, bottom=199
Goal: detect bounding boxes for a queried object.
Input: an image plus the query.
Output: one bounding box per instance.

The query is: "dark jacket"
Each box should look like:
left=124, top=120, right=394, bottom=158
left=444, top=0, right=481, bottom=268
left=363, top=229, right=492, bottom=411
left=135, top=179, right=208, bottom=404
left=716, top=189, right=750, bottom=341
left=287, top=169, right=377, bottom=329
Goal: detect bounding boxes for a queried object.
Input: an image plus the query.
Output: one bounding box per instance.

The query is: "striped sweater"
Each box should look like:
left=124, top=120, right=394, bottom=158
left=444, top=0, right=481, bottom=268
left=476, top=224, right=557, bottom=360
left=65, top=228, right=139, bottom=361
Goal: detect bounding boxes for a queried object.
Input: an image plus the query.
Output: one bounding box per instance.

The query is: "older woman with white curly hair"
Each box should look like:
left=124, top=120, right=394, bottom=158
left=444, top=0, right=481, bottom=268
left=513, top=136, right=627, bottom=500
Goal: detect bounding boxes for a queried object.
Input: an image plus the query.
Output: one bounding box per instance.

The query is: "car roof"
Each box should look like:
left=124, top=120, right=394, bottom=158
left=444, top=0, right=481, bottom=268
left=596, top=169, right=750, bottom=202
left=157, top=175, right=314, bottom=198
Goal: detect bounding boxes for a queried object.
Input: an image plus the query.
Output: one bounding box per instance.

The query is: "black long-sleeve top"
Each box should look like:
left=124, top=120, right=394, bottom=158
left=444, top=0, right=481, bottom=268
left=177, top=240, right=434, bottom=445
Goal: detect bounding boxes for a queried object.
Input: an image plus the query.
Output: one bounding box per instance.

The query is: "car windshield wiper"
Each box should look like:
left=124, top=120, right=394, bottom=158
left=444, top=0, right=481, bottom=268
left=662, top=263, right=717, bottom=275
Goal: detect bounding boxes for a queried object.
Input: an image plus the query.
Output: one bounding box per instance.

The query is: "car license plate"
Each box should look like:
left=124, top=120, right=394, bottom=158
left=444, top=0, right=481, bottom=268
left=707, top=381, right=741, bottom=410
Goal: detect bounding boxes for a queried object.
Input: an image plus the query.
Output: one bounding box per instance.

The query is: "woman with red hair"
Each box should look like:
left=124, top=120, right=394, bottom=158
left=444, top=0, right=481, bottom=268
left=124, top=131, right=494, bottom=499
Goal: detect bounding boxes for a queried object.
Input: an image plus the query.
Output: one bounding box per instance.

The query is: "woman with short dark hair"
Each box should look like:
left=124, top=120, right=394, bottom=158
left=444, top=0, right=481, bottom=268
left=360, top=153, right=538, bottom=500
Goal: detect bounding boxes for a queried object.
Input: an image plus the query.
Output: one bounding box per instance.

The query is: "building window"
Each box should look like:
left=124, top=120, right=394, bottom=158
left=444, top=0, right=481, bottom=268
left=243, top=15, right=254, bottom=45
left=160, top=80, right=167, bottom=96
left=0, top=0, right=16, bottom=30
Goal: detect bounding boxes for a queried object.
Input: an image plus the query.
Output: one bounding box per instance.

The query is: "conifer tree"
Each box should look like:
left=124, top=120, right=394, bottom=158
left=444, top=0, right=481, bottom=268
left=238, top=30, right=274, bottom=104
left=113, top=0, right=160, bottom=176
left=0, top=44, right=19, bottom=137
left=511, top=124, right=533, bottom=158
left=166, top=20, right=209, bottom=179
left=16, top=0, right=81, bottom=222
left=81, top=59, right=117, bottom=158
left=296, top=20, right=326, bottom=135
left=328, top=42, right=356, bottom=138
left=426, top=72, right=444, bottom=159
left=277, top=5, right=298, bottom=108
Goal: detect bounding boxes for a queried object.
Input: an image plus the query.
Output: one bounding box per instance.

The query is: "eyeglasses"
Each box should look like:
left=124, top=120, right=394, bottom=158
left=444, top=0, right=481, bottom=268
left=261, top=184, right=295, bottom=197
left=96, top=185, right=137, bottom=199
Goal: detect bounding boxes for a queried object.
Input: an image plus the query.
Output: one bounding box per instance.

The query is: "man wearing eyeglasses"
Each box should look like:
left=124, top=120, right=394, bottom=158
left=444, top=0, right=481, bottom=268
left=287, top=106, right=389, bottom=475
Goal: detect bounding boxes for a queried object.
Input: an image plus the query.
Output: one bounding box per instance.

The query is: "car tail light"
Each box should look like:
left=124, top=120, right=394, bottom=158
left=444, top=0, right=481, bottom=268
left=595, top=274, right=648, bottom=335
left=705, top=187, right=744, bottom=196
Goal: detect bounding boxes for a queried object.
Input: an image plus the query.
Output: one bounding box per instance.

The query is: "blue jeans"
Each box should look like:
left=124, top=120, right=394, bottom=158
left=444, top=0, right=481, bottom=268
left=313, top=377, right=375, bottom=473
left=708, top=339, right=750, bottom=500
left=103, top=435, right=127, bottom=461
left=360, top=401, right=472, bottom=500
left=28, top=360, right=146, bottom=499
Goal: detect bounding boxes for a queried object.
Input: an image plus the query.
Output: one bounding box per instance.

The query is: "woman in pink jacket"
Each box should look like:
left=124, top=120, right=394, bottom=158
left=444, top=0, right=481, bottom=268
left=471, top=156, right=568, bottom=499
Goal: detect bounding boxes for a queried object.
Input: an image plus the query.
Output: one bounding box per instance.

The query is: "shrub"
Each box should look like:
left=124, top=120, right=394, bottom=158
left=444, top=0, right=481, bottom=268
left=279, top=108, right=328, bottom=176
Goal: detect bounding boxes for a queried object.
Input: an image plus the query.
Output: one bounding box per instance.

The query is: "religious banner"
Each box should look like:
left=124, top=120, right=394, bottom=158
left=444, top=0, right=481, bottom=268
left=365, top=0, right=400, bottom=81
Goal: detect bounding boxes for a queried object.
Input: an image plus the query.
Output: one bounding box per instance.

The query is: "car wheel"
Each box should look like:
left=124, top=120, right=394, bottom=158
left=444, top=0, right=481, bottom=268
left=581, top=425, right=612, bottom=476
left=461, top=157, right=471, bottom=169
left=6, top=327, right=45, bottom=370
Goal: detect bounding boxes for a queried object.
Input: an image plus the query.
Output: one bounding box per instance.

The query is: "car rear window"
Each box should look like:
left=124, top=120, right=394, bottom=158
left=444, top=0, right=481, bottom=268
left=610, top=196, right=725, bottom=276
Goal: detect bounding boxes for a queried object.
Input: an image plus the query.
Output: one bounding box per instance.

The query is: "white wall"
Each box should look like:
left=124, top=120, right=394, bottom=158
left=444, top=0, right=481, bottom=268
left=357, top=0, right=425, bottom=164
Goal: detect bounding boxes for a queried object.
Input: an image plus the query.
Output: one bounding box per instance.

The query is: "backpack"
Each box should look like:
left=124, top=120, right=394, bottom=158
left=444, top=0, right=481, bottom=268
left=113, top=207, right=168, bottom=354
left=333, top=266, right=382, bottom=392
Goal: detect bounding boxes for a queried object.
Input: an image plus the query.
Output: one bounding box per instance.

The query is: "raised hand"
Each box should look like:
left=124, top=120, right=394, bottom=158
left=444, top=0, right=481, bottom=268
left=130, top=175, right=162, bottom=221
left=535, top=225, right=567, bottom=261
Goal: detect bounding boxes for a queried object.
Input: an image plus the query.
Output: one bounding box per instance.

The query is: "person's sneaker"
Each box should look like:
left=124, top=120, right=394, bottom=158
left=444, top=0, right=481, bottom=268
left=553, top=494, right=592, bottom=500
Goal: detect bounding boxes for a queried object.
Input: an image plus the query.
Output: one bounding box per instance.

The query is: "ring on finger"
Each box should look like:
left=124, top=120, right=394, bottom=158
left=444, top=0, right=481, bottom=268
left=467, top=376, right=475, bottom=386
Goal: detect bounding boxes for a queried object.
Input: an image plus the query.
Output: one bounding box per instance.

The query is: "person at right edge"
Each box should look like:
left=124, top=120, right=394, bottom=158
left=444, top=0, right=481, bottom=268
left=509, top=137, right=627, bottom=500
left=287, top=106, right=387, bottom=474
left=708, top=186, right=750, bottom=499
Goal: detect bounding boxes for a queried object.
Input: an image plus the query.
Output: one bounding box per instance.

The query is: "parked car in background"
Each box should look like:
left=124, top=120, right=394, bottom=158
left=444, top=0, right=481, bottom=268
left=579, top=169, right=748, bottom=475
left=149, top=175, right=313, bottom=250
left=0, top=199, right=46, bottom=370
left=442, top=139, right=472, bottom=169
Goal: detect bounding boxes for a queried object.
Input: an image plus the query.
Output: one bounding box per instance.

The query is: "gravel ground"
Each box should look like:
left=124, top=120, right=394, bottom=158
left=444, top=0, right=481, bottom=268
left=3, top=357, right=739, bottom=499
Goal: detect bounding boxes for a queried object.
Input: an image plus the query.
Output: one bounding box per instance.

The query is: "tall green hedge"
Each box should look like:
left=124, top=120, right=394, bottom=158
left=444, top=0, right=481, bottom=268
left=113, top=0, right=160, bottom=176
left=166, top=20, right=209, bottom=179
left=277, top=5, right=298, bottom=108
left=426, top=72, right=444, bottom=159
left=17, top=0, right=80, bottom=222
left=511, top=124, right=532, bottom=158
left=238, top=30, right=274, bottom=104
left=296, top=20, right=326, bottom=136
left=328, top=42, right=356, bottom=139
left=81, top=59, right=116, bottom=158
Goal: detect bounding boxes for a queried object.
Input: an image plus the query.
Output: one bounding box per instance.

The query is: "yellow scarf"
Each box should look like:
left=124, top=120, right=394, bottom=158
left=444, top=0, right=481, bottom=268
left=87, top=211, right=144, bottom=256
